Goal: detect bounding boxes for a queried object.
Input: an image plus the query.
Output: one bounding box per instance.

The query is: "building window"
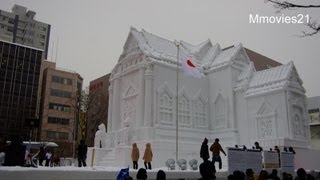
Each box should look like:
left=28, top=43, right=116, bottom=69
left=40, top=34, right=45, bottom=39
left=50, top=89, right=72, bottom=98
left=7, top=26, right=13, bottom=32
left=178, top=96, right=191, bottom=128
left=48, top=117, right=70, bottom=125
left=311, top=125, right=320, bottom=139
left=8, top=18, right=14, bottom=24
left=49, top=103, right=71, bottom=112
left=309, top=108, right=320, bottom=124
left=52, top=75, right=72, bottom=85
left=46, top=131, right=68, bottom=140
left=158, top=93, right=173, bottom=125
left=194, top=100, right=206, bottom=128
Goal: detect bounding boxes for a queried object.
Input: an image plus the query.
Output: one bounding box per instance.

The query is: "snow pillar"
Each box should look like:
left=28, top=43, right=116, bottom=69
left=144, top=64, right=153, bottom=127
left=136, top=67, right=145, bottom=127
left=107, top=83, right=113, bottom=132
left=111, top=75, right=120, bottom=131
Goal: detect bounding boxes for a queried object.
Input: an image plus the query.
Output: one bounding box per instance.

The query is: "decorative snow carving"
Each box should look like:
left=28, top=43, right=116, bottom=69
left=256, top=101, right=276, bottom=140
left=193, top=91, right=207, bottom=129
left=122, top=83, right=137, bottom=127
left=258, top=118, right=274, bottom=139
left=157, top=83, right=174, bottom=126
left=178, top=95, right=191, bottom=128
left=290, top=93, right=307, bottom=140
left=194, top=99, right=207, bottom=128
left=214, top=94, right=227, bottom=129
left=292, top=106, right=306, bottom=140
left=94, top=123, right=108, bottom=148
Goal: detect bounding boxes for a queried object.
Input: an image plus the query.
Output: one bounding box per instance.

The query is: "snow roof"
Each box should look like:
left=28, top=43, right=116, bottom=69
left=245, top=61, right=303, bottom=96
left=249, top=61, right=293, bottom=88
left=128, top=28, right=231, bottom=67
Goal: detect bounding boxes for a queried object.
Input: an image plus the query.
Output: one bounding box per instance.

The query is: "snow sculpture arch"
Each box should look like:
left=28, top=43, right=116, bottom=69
left=178, top=88, right=192, bottom=128
left=214, top=93, right=227, bottom=129
left=157, top=82, right=174, bottom=126
left=192, top=91, right=207, bottom=129
left=256, top=100, right=276, bottom=140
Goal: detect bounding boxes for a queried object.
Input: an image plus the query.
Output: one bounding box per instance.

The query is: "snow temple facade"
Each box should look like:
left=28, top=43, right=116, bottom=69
left=90, top=27, right=311, bottom=168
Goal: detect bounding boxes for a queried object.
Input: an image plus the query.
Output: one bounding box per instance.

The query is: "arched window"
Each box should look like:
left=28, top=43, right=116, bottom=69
left=214, top=94, right=227, bottom=128
left=194, top=99, right=206, bottom=128
left=158, top=92, right=173, bottom=126
left=178, top=95, right=191, bottom=128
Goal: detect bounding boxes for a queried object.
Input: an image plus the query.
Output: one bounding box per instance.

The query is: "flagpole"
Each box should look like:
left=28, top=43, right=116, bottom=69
left=175, top=42, right=180, bottom=164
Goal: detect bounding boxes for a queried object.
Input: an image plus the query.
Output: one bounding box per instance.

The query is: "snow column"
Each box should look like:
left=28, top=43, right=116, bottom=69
left=107, top=83, right=113, bottom=132
left=111, top=74, right=120, bottom=131
left=136, top=67, right=145, bottom=127
left=144, top=64, right=153, bottom=127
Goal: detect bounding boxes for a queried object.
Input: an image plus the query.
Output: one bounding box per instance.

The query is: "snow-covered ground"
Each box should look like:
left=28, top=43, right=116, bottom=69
left=0, top=165, right=228, bottom=180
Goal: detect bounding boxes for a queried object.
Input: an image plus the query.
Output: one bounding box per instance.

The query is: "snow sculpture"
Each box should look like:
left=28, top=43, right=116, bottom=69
left=189, top=159, right=198, bottom=170
left=94, top=123, right=107, bottom=148
left=100, top=27, right=313, bottom=169
left=177, top=159, right=187, bottom=170
left=165, top=158, right=175, bottom=170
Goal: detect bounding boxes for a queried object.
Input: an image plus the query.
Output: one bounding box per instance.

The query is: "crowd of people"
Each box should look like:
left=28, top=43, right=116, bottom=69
left=2, top=135, right=60, bottom=167
left=118, top=163, right=320, bottom=180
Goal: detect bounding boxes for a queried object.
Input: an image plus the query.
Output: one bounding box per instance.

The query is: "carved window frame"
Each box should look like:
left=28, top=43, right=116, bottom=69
left=256, top=101, right=276, bottom=140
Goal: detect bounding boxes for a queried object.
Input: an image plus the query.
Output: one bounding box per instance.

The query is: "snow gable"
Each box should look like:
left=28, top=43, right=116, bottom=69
left=118, top=28, right=145, bottom=62
left=287, top=65, right=305, bottom=94
left=230, top=43, right=251, bottom=67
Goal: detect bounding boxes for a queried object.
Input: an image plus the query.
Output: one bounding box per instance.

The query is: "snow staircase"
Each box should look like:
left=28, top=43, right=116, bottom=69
left=97, top=149, right=116, bottom=166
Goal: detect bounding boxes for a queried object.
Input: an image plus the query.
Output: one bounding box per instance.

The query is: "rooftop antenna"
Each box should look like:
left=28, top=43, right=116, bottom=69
left=50, top=40, right=54, bottom=62
left=55, top=37, right=59, bottom=64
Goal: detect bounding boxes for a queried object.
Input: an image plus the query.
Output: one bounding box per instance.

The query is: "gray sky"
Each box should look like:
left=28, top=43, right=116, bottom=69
left=1, top=0, right=320, bottom=97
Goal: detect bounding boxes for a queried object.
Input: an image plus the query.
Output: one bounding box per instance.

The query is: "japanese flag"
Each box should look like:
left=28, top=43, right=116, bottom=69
left=179, top=47, right=205, bottom=79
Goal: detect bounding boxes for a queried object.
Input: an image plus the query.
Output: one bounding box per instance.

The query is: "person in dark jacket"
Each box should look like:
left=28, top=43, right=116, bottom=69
left=254, top=142, right=263, bottom=152
left=38, top=146, right=45, bottom=166
left=200, top=138, right=209, bottom=162
left=77, top=139, right=88, bottom=167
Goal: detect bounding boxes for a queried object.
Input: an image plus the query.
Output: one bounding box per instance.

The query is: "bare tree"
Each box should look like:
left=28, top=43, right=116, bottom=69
left=84, top=86, right=109, bottom=147
left=266, top=0, right=320, bottom=36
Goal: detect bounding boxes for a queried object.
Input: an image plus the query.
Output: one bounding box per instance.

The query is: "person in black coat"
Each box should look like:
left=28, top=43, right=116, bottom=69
left=38, top=146, right=45, bottom=166
left=77, top=139, right=87, bottom=167
left=3, top=135, right=25, bottom=166
left=200, top=138, right=210, bottom=162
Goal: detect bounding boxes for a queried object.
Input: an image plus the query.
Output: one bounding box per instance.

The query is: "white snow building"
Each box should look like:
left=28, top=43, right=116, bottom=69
left=90, top=27, right=311, bottom=169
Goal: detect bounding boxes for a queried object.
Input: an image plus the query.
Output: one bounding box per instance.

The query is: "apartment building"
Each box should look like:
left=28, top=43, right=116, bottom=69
left=40, top=61, right=83, bottom=157
left=0, top=4, right=50, bottom=59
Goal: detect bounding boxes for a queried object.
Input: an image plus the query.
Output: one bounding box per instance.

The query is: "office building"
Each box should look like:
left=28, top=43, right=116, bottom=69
left=0, top=40, right=43, bottom=145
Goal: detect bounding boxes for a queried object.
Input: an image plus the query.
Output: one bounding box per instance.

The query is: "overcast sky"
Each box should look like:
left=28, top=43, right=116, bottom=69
left=1, top=0, right=320, bottom=97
